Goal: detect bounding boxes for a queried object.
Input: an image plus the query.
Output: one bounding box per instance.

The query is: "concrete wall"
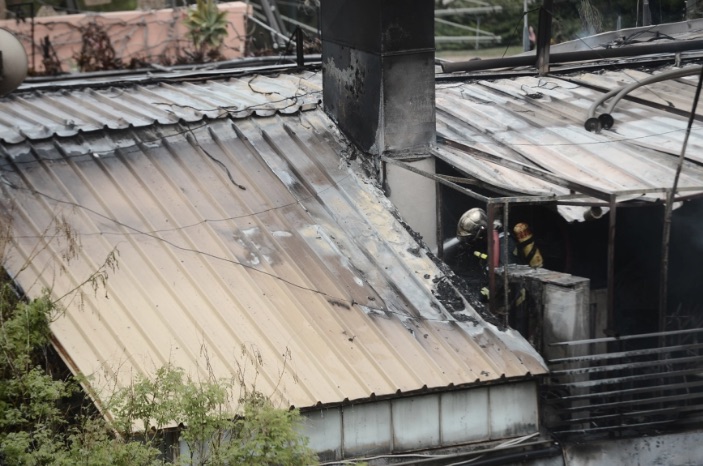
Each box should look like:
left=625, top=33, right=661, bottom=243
left=386, top=157, right=437, bottom=249
left=507, top=266, right=591, bottom=360
left=300, top=381, right=540, bottom=462
left=563, top=429, right=703, bottom=465
left=0, top=2, right=247, bottom=74
left=321, top=0, right=436, bottom=156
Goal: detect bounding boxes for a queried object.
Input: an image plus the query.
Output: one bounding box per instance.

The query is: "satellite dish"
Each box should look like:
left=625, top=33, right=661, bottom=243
left=0, top=28, right=28, bottom=97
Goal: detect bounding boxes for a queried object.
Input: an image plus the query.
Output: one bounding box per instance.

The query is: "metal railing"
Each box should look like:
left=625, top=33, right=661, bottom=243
left=541, top=328, right=703, bottom=440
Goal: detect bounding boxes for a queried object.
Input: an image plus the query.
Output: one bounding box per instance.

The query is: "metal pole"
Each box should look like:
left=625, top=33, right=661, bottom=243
left=643, top=0, right=652, bottom=26
left=536, top=0, right=552, bottom=76
left=523, top=0, right=530, bottom=52
left=487, top=203, right=496, bottom=314
left=436, top=179, right=444, bottom=260
left=503, top=202, right=510, bottom=326
left=30, top=3, right=35, bottom=73
left=260, top=0, right=284, bottom=47
left=295, top=27, right=304, bottom=68
left=440, top=38, right=703, bottom=73
left=607, top=196, right=617, bottom=335
left=475, top=16, right=480, bottom=50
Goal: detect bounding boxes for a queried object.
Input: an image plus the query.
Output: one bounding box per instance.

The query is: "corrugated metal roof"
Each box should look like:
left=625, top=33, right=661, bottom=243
left=6, top=61, right=703, bottom=210
left=435, top=66, right=703, bottom=207
left=0, top=105, right=546, bottom=413
left=0, top=72, right=322, bottom=144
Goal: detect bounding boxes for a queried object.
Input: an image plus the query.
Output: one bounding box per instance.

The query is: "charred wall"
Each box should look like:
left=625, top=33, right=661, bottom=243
left=320, top=0, right=436, bottom=155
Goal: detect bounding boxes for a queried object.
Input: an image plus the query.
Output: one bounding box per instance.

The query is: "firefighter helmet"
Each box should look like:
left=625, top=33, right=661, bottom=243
left=457, top=208, right=487, bottom=242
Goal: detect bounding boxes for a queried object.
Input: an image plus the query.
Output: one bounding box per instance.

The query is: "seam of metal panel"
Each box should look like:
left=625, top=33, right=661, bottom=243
left=271, top=124, right=471, bottom=387
left=4, top=149, right=159, bottom=377
left=206, top=118, right=402, bottom=398
left=3, top=111, right=548, bottom=414
left=157, top=129, right=360, bottom=400
left=229, top=118, right=435, bottom=393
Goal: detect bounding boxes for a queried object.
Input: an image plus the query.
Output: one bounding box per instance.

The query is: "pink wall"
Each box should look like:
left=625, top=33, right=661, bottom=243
left=0, top=2, right=248, bottom=74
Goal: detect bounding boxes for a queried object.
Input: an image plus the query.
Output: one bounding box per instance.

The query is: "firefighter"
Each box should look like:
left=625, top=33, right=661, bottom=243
left=456, top=207, right=543, bottom=269
left=454, top=207, right=541, bottom=307
left=456, top=207, right=488, bottom=246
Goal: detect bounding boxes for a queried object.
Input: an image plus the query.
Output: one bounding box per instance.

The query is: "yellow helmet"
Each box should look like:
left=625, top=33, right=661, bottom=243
left=457, top=208, right=487, bottom=242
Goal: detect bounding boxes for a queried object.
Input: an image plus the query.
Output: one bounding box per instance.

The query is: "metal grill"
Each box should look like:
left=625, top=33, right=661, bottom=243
left=541, top=328, right=703, bottom=440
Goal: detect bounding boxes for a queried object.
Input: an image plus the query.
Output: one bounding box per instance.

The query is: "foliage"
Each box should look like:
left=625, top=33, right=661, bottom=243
left=184, top=0, right=229, bottom=62
left=110, top=366, right=317, bottom=466
left=0, top=217, right=316, bottom=465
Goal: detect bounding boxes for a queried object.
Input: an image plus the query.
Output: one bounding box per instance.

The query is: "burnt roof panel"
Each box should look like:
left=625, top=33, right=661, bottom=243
left=0, top=108, right=545, bottom=417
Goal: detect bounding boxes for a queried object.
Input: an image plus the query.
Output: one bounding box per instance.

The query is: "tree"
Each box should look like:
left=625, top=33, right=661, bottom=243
left=0, top=216, right=317, bottom=465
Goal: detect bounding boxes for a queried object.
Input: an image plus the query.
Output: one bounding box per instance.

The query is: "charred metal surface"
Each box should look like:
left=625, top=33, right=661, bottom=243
left=321, top=42, right=381, bottom=153
left=321, top=0, right=435, bottom=155
left=382, top=51, right=436, bottom=153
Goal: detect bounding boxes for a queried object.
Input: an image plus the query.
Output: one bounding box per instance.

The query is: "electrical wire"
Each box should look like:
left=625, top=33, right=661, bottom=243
left=0, top=112, right=466, bottom=324
left=317, top=432, right=540, bottom=466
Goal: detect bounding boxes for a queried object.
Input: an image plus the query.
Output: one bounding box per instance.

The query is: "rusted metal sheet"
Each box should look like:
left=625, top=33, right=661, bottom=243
left=0, top=104, right=546, bottom=415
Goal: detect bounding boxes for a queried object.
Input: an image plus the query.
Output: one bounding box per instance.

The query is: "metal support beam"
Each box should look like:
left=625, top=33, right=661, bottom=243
left=536, top=0, right=552, bottom=76
left=487, top=203, right=497, bottom=314
left=437, top=137, right=611, bottom=201
left=607, top=196, right=617, bottom=335
left=440, top=38, right=703, bottom=73
left=382, top=156, right=489, bottom=203
left=435, top=6, right=502, bottom=15
left=295, top=27, right=304, bottom=68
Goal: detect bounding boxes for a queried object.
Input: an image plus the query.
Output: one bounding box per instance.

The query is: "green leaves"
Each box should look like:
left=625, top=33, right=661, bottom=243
left=108, top=364, right=317, bottom=466
left=0, top=220, right=315, bottom=464
left=184, top=0, right=229, bottom=62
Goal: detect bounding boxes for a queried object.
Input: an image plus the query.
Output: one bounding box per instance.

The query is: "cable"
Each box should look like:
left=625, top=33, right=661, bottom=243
left=1, top=160, right=465, bottom=325
left=1, top=174, right=473, bottom=324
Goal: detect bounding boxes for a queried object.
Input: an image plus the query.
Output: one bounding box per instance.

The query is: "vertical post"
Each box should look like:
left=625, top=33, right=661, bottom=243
left=295, top=27, right=304, bottom=68
left=536, top=0, right=553, bottom=76
left=436, top=180, right=444, bottom=260
left=29, top=3, right=34, bottom=73
left=607, top=196, right=617, bottom=335
left=643, top=0, right=652, bottom=25
left=487, top=202, right=496, bottom=314
left=502, top=202, right=510, bottom=327
left=523, top=0, right=530, bottom=52
left=659, top=198, right=670, bottom=334
left=475, top=16, right=480, bottom=50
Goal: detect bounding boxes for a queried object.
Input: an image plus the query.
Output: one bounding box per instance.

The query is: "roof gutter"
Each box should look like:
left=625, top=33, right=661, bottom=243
left=441, top=38, right=703, bottom=73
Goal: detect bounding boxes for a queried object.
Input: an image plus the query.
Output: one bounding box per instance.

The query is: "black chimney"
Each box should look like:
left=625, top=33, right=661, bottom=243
left=320, top=0, right=436, bottom=156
